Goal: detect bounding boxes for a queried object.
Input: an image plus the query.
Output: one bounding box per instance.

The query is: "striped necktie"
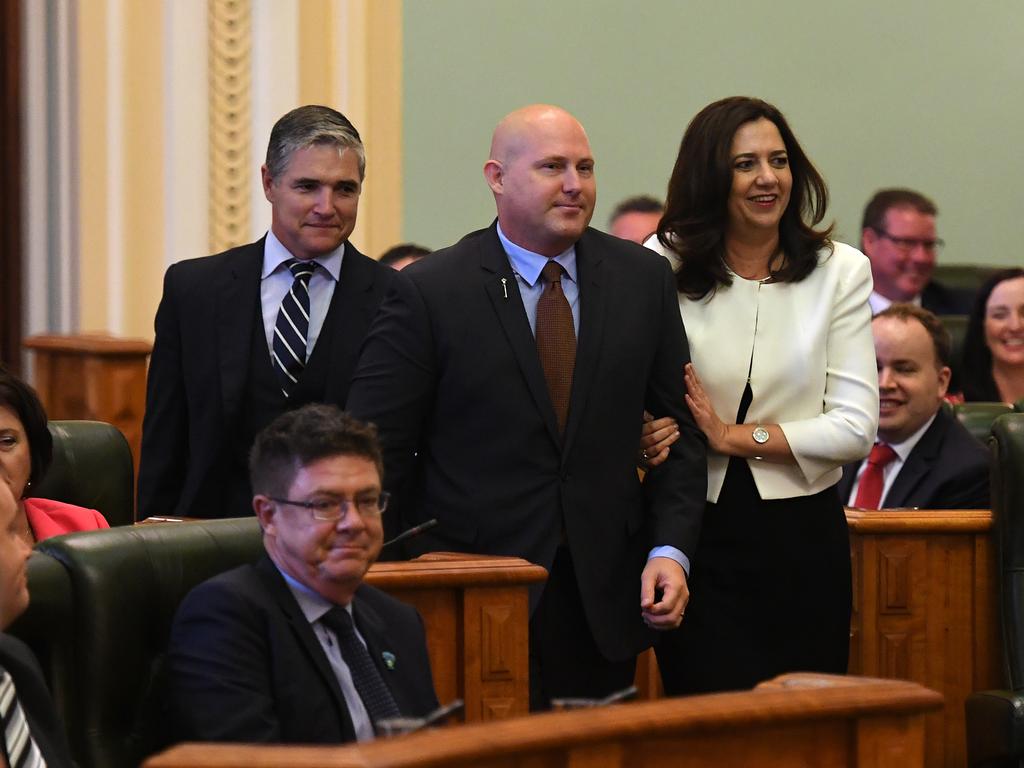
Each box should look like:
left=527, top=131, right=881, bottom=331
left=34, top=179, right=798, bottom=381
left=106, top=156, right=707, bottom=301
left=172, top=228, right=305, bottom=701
left=0, top=666, right=46, bottom=768
left=272, top=259, right=317, bottom=397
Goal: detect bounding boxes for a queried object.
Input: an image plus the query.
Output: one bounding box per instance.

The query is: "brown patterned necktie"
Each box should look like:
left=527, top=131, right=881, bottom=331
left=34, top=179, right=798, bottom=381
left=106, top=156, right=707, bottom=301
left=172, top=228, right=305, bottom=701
left=536, top=260, right=576, bottom=436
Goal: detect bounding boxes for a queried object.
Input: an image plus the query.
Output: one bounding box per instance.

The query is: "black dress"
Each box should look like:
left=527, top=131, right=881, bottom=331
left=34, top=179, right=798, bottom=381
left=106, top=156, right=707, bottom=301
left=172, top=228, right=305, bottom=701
left=655, top=383, right=852, bottom=695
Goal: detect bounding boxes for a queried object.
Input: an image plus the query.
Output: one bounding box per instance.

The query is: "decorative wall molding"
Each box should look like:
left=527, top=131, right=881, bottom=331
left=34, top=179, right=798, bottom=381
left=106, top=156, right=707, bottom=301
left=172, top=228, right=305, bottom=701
left=208, top=0, right=252, bottom=253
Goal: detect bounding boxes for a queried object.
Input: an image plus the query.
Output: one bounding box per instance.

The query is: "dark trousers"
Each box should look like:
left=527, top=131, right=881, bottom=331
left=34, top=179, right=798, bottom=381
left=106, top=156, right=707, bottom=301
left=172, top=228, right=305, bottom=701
left=528, top=545, right=636, bottom=710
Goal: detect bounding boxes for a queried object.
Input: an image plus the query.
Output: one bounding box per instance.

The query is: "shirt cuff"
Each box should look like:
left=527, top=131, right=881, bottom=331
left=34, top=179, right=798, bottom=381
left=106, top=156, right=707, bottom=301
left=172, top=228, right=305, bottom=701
left=648, top=546, right=690, bottom=576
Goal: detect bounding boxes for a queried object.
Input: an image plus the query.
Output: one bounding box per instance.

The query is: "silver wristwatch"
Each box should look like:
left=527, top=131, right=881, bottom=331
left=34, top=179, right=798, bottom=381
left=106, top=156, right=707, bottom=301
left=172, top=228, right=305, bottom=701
left=752, top=425, right=770, bottom=445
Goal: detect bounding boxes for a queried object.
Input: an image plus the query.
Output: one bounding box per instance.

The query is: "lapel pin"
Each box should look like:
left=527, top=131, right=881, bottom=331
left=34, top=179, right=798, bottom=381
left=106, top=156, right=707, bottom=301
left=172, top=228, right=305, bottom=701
left=501, top=277, right=508, bottom=299
left=382, top=651, right=397, bottom=670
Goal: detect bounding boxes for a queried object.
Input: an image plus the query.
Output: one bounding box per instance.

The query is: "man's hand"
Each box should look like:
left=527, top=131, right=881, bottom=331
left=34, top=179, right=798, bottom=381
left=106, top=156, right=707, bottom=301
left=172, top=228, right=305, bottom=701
left=639, top=411, right=680, bottom=468
left=640, top=556, right=688, bottom=630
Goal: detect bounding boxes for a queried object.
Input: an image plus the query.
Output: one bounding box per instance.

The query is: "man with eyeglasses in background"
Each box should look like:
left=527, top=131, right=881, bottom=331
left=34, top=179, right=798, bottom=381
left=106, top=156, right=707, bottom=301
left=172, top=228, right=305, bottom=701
left=860, top=188, right=972, bottom=315
left=166, top=404, right=438, bottom=744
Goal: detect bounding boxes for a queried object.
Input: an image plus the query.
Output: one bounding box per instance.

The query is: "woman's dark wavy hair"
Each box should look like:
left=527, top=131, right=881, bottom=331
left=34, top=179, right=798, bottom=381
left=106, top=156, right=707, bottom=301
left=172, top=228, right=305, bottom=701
left=0, top=364, right=53, bottom=491
left=657, top=96, right=833, bottom=300
left=961, top=268, right=1024, bottom=402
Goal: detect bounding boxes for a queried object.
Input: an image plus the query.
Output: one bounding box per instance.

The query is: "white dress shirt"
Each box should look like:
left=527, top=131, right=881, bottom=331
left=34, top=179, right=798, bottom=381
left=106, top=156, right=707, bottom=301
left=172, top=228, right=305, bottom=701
left=260, top=230, right=344, bottom=359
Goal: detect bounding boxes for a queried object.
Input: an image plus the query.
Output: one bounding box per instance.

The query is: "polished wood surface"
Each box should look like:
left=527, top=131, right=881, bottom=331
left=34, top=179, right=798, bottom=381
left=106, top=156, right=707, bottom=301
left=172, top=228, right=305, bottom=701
left=847, top=508, right=1000, bottom=768
left=24, top=334, right=152, bottom=479
left=366, top=554, right=548, bottom=722
left=144, top=674, right=942, bottom=768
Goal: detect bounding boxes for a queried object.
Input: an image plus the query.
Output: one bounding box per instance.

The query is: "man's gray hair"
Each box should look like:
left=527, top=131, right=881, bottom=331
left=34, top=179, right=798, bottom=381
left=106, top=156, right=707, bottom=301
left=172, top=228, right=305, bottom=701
left=265, top=105, right=365, bottom=181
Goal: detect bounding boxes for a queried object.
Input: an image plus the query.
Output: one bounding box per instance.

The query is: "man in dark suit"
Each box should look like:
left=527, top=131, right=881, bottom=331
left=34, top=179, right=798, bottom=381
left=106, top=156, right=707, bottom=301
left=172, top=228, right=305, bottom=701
left=346, top=105, right=706, bottom=708
left=0, top=482, right=75, bottom=766
left=138, top=105, right=395, bottom=520
left=167, top=404, right=438, bottom=743
left=840, top=304, right=989, bottom=509
left=861, top=188, right=972, bottom=316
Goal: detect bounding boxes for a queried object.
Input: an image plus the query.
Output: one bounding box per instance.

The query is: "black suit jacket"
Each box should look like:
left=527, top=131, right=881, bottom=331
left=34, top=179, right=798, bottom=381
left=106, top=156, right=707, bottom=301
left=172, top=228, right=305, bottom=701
left=921, top=280, right=973, bottom=316
left=839, top=407, right=990, bottom=509
left=0, top=634, right=74, bottom=767
left=167, top=555, right=438, bottom=744
left=346, top=224, right=707, bottom=661
left=138, top=238, right=394, bottom=519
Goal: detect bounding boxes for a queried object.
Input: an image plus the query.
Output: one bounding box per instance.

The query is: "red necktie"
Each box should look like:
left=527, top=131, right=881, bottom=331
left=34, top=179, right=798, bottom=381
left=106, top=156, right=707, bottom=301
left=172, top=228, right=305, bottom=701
left=853, top=443, right=898, bottom=509
left=535, top=261, right=576, bottom=436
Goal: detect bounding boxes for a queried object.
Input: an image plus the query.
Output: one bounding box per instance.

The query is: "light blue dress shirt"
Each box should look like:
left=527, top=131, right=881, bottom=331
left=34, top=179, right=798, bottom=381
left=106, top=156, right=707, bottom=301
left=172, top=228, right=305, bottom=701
left=260, top=230, right=344, bottom=359
left=494, top=224, right=689, bottom=576
left=497, top=224, right=580, bottom=336
left=277, top=566, right=376, bottom=742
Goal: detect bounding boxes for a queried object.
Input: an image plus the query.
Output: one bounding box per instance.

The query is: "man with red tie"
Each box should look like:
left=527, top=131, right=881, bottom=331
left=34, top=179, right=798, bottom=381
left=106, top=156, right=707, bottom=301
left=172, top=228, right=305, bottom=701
left=839, top=304, right=989, bottom=509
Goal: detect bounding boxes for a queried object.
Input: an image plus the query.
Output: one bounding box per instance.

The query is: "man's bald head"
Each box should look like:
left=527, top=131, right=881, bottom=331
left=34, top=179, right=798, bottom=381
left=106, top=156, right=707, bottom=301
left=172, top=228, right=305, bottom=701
left=483, top=105, right=596, bottom=257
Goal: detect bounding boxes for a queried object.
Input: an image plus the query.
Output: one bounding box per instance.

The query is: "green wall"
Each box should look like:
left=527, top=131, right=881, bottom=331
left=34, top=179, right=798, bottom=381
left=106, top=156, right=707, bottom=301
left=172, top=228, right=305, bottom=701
left=402, top=0, right=1022, bottom=266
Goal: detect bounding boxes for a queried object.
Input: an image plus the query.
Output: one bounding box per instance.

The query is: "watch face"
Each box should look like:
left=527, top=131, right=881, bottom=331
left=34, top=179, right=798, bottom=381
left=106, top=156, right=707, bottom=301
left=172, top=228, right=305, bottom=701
left=752, top=426, right=770, bottom=444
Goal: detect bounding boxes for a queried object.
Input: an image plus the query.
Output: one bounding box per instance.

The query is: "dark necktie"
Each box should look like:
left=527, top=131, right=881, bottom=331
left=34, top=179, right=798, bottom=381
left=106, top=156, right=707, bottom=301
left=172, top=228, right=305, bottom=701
left=272, top=259, right=316, bottom=397
left=0, top=666, right=46, bottom=768
left=536, top=261, right=576, bottom=436
left=320, top=607, right=400, bottom=728
left=853, top=443, right=899, bottom=509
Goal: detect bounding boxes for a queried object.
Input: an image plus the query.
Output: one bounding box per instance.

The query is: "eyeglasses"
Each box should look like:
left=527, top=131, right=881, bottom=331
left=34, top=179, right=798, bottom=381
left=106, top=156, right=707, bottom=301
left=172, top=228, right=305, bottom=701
left=268, top=492, right=390, bottom=521
left=872, top=228, right=945, bottom=254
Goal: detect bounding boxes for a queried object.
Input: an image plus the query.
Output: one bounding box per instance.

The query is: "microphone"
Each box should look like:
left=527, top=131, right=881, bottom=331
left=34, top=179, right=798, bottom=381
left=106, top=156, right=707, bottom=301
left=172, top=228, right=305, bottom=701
left=383, top=518, right=438, bottom=549
left=550, top=685, right=638, bottom=710
left=375, top=698, right=464, bottom=737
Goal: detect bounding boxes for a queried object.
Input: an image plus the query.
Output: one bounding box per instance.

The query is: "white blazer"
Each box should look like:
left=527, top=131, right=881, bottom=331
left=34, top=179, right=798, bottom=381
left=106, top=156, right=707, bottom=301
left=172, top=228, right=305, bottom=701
left=645, top=237, right=879, bottom=502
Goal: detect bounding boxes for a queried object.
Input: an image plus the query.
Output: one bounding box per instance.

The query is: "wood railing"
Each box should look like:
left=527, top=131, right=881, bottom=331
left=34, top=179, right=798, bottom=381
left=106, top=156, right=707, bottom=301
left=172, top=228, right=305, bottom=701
left=23, top=334, right=151, bottom=475
left=144, top=673, right=942, bottom=768
left=365, top=553, right=547, bottom=721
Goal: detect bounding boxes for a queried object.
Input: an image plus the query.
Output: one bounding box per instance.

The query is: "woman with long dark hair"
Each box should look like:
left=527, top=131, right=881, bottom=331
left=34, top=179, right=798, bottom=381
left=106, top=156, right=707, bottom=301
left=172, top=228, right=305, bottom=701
left=961, top=268, right=1024, bottom=404
left=642, top=97, right=878, bottom=694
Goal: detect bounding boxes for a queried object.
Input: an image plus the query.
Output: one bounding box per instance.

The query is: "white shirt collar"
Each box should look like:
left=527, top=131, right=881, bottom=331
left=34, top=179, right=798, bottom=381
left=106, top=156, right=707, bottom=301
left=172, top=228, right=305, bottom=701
left=869, top=290, right=922, bottom=316
left=883, top=411, right=939, bottom=462
left=262, top=229, right=344, bottom=282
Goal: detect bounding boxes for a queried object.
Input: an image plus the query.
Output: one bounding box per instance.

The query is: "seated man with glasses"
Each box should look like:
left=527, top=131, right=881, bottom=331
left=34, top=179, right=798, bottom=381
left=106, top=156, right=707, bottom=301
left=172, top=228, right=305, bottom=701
left=861, top=188, right=972, bottom=315
left=166, top=403, right=438, bottom=744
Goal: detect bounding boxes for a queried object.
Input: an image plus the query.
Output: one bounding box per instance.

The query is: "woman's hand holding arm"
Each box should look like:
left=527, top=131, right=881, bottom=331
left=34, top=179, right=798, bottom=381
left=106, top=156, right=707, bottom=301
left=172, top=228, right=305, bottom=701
left=684, top=363, right=795, bottom=462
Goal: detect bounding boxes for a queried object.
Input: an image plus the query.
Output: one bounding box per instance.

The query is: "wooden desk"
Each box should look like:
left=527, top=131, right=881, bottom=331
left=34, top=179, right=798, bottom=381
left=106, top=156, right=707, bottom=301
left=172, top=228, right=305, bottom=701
left=144, top=673, right=942, bottom=768
left=848, top=508, right=1001, bottom=768
left=367, top=553, right=546, bottom=722
left=24, top=333, right=151, bottom=476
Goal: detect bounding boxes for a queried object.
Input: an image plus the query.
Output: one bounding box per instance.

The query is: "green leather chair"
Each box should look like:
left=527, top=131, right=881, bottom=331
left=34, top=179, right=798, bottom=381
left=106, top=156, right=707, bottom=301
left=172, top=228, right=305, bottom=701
left=952, top=402, right=1015, bottom=444
left=33, top=420, right=135, bottom=527
left=966, top=413, right=1024, bottom=767
left=932, top=264, right=1003, bottom=297
left=940, top=314, right=968, bottom=391
left=1015, top=399, right=1024, bottom=413
left=9, top=518, right=264, bottom=768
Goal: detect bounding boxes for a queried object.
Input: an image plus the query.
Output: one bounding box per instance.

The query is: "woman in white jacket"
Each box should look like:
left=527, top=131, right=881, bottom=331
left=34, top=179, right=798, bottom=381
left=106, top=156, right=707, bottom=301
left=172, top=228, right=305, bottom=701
left=643, top=96, right=878, bottom=695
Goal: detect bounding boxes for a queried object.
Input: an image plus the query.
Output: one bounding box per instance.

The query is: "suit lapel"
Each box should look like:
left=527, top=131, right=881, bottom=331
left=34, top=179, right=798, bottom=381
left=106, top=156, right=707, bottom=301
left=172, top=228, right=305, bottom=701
left=562, top=232, right=605, bottom=458
left=217, top=239, right=265, bottom=422
left=479, top=226, right=561, bottom=446
left=884, top=413, right=947, bottom=507
left=255, top=557, right=355, bottom=739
